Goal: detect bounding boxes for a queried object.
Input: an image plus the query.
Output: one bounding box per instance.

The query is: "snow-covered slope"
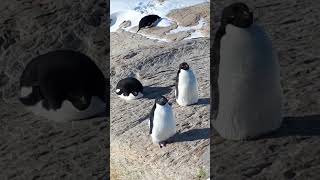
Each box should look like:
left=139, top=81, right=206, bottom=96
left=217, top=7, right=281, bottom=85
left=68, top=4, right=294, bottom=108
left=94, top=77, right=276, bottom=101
left=110, top=0, right=209, bottom=41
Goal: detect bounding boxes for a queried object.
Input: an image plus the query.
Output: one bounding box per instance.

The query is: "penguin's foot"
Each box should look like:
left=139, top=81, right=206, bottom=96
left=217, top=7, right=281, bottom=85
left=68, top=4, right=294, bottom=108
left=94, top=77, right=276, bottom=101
left=159, top=141, right=167, bottom=148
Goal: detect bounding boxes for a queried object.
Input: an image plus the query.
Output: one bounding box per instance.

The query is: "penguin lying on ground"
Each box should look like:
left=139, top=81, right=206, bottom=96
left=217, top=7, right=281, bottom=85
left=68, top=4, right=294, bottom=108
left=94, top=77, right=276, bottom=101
left=175, top=62, right=199, bottom=106
left=19, top=50, right=106, bottom=121
left=137, top=14, right=161, bottom=33
left=211, top=2, right=283, bottom=140
left=115, top=77, right=143, bottom=100
left=149, top=96, right=176, bottom=148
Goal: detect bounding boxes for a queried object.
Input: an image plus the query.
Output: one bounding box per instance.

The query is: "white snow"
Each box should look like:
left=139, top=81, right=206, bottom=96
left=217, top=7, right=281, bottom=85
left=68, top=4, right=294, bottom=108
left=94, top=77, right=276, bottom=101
left=167, top=17, right=206, bottom=35
left=110, top=0, right=209, bottom=41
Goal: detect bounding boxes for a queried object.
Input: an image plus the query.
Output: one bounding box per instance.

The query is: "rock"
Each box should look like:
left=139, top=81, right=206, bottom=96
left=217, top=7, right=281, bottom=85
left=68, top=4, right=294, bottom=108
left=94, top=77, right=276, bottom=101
left=110, top=30, right=210, bottom=179
left=167, top=2, right=210, bottom=38
left=119, top=20, right=131, bottom=29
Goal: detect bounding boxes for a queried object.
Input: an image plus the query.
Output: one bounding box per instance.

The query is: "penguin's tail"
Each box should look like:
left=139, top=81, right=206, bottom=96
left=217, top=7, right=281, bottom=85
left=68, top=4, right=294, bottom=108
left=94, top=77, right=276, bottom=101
left=19, top=86, right=42, bottom=106
left=136, top=28, right=140, bottom=33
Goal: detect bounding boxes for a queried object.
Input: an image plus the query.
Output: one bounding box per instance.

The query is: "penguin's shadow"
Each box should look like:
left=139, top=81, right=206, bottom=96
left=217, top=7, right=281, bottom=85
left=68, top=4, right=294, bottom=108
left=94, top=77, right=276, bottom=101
left=262, top=115, right=320, bottom=138
left=197, top=98, right=210, bottom=105
left=169, top=128, right=210, bottom=143
left=72, top=112, right=107, bottom=121
left=143, top=85, right=173, bottom=99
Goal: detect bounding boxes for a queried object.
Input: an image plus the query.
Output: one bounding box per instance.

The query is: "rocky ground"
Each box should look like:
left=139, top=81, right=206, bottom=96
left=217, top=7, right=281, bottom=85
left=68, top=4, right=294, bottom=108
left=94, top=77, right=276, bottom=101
left=0, top=0, right=109, bottom=179
left=211, top=0, right=320, bottom=179
left=110, top=3, right=210, bottom=179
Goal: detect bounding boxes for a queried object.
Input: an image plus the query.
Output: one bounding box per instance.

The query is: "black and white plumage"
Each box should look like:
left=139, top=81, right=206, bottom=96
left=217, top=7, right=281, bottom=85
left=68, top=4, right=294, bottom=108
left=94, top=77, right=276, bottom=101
left=175, top=62, right=199, bottom=106
left=137, top=14, right=161, bottom=32
left=211, top=2, right=282, bottom=140
left=19, top=50, right=106, bottom=121
left=115, top=77, right=143, bottom=100
left=149, top=96, right=176, bottom=148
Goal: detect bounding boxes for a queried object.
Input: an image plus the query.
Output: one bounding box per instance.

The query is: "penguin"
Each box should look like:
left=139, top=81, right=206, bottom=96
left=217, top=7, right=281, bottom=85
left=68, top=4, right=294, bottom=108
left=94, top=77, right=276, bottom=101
left=175, top=62, right=199, bottom=106
left=19, top=50, right=106, bottom=121
left=115, top=77, right=143, bottom=100
left=149, top=96, right=176, bottom=148
left=137, top=14, right=161, bottom=32
left=211, top=2, right=283, bottom=140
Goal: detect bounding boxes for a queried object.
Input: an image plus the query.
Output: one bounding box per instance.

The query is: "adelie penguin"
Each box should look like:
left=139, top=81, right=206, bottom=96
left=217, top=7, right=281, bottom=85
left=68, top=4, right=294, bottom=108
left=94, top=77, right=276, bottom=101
left=211, top=2, right=283, bottom=140
left=115, top=77, right=143, bottom=100
left=175, top=62, right=199, bottom=106
left=19, top=50, right=106, bottom=121
left=149, top=96, right=176, bottom=148
left=137, top=14, right=161, bottom=33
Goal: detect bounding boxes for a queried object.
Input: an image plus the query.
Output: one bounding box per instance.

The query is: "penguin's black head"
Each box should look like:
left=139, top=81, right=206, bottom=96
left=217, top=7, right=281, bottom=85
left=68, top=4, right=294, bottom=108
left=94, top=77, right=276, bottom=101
left=221, top=2, right=253, bottom=28
left=155, top=96, right=168, bottom=106
left=179, top=62, right=190, bottom=71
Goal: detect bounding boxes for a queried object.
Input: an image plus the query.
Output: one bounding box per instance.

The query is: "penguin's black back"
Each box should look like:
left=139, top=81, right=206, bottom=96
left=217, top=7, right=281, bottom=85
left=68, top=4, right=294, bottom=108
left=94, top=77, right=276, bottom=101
left=19, top=50, right=106, bottom=110
left=138, top=15, right=161, bottom=31
left=116, top=77, right=143, bottom=96
left=175, top=69, right=181, bottom=99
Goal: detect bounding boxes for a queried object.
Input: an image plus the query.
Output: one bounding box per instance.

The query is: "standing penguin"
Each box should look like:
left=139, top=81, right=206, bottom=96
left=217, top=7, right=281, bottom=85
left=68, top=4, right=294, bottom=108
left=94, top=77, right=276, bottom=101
left=137, top=14, right=161, bottom=32
left=211, top=2, right=283, bottom=140
left=175, top=62, right=199, bottom=106
left=149, top=96, right=176, bottom=148
left=115, top=77, right=143, bottom=100
left=19, top=50, right=106, bottom=121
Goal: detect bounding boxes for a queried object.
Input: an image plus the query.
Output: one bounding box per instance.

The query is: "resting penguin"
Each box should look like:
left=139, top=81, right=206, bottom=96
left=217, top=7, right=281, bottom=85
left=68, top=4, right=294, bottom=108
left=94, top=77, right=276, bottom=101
left=115, top=77, right=143, bottom=100
left=19, top=50, right=106, bottom=121
left=149, top=96, right=176, bottom=148
left=175, top=62, right=199, bottom=106
left=211, top=2, right=283, bottom=140
left=137, top=14, right=161, bottom=32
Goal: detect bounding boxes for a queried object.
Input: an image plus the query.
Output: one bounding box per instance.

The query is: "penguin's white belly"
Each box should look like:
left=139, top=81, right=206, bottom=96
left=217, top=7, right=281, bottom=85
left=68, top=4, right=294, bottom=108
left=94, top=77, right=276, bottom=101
left=176, top=70, right=198, bottom=106
left=118, top=92, right=143, bottom=101
left=213, top=24, right=282, bottom=140
left=26, top=96, right=106, bottom=121
left=151, top=104, right=176, bottom=143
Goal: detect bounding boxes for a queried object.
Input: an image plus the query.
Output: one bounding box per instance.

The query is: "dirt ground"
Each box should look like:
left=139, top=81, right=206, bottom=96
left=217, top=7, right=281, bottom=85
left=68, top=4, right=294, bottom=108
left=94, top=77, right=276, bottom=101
left=0, top=0, right=109, bottom=179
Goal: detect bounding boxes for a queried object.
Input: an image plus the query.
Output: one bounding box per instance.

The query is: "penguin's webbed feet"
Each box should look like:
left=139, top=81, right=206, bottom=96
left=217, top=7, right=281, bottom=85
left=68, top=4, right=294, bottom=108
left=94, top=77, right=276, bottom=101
left=159, top=141, right=167, bottom=148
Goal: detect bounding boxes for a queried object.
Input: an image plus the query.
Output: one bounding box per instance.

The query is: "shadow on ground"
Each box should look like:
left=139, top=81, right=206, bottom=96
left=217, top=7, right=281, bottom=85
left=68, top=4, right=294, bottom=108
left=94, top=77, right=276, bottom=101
left=170, top=128, right=210, bottom=143
left=197, top=98, right=210, bottom=105
left=143, top=85, right=173, bottom=99
left=255, top=114, right=320, bottom=139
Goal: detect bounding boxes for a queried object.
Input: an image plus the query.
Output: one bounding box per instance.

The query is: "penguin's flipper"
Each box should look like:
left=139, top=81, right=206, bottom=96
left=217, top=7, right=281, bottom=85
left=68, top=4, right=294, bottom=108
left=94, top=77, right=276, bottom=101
left=175, top=69, right=180, bottom=99
left=211, top=26, right=224, bottom=119
left=149, top=103, right=156, bottom=134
